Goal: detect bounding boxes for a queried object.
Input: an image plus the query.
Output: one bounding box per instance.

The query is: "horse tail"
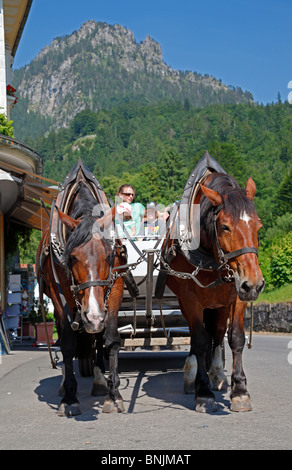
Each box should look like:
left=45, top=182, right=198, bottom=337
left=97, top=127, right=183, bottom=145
left=203, top=308, right=218, bottom=371
left=76, top=331, right=95, bottom=360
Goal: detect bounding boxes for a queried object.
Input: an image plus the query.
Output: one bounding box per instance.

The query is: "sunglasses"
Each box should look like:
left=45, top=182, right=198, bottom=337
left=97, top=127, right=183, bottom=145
left=122, top=193, right=134, bottom=197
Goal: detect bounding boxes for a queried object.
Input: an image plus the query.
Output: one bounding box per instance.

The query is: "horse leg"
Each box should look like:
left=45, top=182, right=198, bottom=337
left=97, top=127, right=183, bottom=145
left=91, top=331, right=108, bottom=396
left=102, top=312, right=125, bottom=413
left=43, top=285, right=81, bottom=416
left=205, top=308, right=229, bottom=391
left=228, top=299, right=252, bottom=412
left=184, top=317, right=218, bottom=413
left=58, top=324, right=81, bottom=417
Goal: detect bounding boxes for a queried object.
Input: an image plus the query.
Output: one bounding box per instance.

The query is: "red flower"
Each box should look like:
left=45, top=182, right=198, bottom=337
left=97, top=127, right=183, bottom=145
left=7, top=84, right=17, bottom=96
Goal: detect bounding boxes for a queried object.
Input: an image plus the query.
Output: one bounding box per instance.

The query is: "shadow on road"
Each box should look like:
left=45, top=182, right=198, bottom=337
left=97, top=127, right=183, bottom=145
left=119, top=350, right=231, bottom=415
left=34, top=350, right=231, bottom=419
left=34, top=361, right=106, bottom=421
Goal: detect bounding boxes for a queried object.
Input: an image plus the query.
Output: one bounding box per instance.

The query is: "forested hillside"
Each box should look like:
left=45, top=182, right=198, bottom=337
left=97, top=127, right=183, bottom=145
left=25, top=99, right=291, bottom=228
left=16, top=98, right=292, bottom=292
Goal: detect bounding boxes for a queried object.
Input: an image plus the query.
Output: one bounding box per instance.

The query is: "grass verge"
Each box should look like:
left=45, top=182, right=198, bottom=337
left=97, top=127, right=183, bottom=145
left=255, top=283, right=292, bottom=304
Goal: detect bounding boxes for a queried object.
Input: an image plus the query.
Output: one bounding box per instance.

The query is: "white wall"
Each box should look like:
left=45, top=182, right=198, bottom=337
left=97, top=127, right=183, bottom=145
left=0, top=1, right=7, bottom=116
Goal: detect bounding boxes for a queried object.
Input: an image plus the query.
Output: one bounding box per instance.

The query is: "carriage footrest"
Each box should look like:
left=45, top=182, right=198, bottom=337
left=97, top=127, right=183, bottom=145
left=121, top=336, right=190, bottom=348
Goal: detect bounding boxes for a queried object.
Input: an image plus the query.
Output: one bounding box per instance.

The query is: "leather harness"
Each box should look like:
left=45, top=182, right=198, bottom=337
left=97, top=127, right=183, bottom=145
left=155, top=152, right=259, bottom=296
left=40, top=159, right=139, bottom=332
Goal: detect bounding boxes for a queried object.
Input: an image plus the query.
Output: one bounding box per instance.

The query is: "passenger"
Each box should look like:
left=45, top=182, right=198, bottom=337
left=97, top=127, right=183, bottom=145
left=138, top=202, right=166, bottom=240
left=115, top=184, right=145, bottom=239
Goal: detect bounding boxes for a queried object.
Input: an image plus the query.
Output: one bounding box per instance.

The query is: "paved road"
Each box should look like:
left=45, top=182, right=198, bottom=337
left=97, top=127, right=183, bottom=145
left=0, top=334, right=291, bottom=451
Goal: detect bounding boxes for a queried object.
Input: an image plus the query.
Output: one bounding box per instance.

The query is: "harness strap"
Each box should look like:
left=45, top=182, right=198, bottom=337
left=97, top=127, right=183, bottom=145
left=49, top=200, right=75, bottom=328
left=39, top=277, right=58, bottom=369
left=157, top=201, right=259, bottom=290
left=221, top=246, right=258, bottom=263
left=115, top=212, right=143, bottom=257
left=70, top=279, right=111, bottom=295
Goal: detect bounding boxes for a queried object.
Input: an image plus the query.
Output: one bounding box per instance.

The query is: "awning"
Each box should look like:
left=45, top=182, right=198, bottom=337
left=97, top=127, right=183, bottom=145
left=0, top=161, right=59, bottom=231
left=4, top=0, right=33, bottom=57
left=8, top=181, right=58, bottom=231
left=0, top=168, right=19, bottom=214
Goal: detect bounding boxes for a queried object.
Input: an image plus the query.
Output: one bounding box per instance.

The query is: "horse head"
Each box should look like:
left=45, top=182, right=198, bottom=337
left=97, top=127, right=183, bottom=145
left=58, top=207, right=116, bottom=334
left=200, top=176, right=265, bottom=301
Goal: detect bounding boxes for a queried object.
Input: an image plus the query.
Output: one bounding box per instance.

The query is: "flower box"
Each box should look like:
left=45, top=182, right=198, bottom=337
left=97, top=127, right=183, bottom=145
left=35, top=322, right=55, bottom=345
left=19, top=322, right=35, bottom=338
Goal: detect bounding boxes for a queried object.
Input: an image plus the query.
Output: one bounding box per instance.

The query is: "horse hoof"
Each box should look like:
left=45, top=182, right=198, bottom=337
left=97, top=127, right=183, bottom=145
left=230, top=395, right=252, bottom=412
left=91, top=384, right=108, bottom=396
left=115, top=398, right=125, bottom=413
left=102, top=398, right=125, bottom=413
left=57, top=402, right=81, bottom=417
left=195, top=397, right=218, bottom=413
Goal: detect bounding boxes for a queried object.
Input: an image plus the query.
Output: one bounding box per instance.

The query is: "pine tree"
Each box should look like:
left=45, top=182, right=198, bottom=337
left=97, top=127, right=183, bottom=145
left=276, top=171, right=292, bottom=217
left=157, top=146, right=187, bottom=205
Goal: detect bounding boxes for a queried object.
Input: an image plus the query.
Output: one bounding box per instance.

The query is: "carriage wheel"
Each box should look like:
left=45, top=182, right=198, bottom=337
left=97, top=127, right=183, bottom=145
left=78, top=357, right=94, bottom=377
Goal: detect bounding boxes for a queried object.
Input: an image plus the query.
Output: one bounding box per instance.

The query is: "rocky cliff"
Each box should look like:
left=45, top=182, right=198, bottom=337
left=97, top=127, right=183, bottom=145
left=12, top=20, right=253, bottom=132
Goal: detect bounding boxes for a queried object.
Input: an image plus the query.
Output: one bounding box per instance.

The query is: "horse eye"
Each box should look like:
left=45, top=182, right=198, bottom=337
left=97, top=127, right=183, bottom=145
left=70, top=255, right=77, bottom=265
left=221, top=225, right=230, bottom=232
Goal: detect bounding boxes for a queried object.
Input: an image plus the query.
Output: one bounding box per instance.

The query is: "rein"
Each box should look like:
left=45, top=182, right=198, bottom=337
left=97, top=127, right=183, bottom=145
left=49, top=200, right=77, bottom=329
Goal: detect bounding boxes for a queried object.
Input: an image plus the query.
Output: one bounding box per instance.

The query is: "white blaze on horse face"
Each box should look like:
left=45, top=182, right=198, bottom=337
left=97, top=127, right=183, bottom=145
left=88, top=285, right=102, bottom=315
left=86, top=269, right=104, bottom=331
left=240, top=211, right=251, bottom=225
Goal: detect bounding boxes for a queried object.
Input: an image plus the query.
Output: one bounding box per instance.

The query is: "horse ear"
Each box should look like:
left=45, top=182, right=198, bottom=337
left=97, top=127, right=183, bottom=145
left=57, top=209, right=80, bottom=231
left=200, top=184, right=223, bottom=207
left=245, top=177, right=256, bottom=201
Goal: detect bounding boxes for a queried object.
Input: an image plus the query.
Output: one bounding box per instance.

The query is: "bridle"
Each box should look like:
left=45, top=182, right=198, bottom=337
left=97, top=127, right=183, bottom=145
left=213, top=204, right=259, bottom=276
left=70, top=279, right=112, bottom=295
left=68, top=241, right=118, bottom=331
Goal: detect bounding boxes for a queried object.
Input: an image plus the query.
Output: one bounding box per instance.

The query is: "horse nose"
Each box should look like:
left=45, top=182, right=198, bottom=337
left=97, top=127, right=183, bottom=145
left=83, top=309, right=105, bottom=333
left=239, top=278, right=265, bottom=301
left=257, top=279, right=265, bottom=293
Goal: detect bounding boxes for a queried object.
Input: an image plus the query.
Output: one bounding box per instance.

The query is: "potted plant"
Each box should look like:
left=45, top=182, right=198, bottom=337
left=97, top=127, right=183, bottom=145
left=28, top=299, right=55, bottom=344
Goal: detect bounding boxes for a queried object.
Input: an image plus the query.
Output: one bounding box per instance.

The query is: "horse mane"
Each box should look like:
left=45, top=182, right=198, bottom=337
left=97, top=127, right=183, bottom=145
left=64, top=215, right=95, bottom=267
left=63, top=183, right=110, bottom=267
left=70, top=183, right=98, bottom=219
left=200, top=172, right=257, bottom=242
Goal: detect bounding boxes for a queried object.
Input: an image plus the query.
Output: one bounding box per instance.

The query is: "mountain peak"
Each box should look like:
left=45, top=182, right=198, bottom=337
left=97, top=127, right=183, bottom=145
left=12, top=20, right=253, bottom=133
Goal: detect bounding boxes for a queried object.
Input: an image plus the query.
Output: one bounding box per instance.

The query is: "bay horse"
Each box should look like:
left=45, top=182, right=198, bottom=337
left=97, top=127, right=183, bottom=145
left=160, top=154, right=265, bottom=412
left=36, top=178, right=126, bottom=416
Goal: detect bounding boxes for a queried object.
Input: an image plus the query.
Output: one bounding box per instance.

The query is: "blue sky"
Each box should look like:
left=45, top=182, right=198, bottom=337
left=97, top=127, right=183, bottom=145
left=13, top=0, right=292, bottom=105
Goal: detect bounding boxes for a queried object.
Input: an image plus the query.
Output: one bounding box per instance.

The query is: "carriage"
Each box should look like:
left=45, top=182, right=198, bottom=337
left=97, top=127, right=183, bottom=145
left=45, top=156, right=194, bottom=356
left=117, top=239, right=190, bottom=351
left=36, top=152, right=264, bottom=415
